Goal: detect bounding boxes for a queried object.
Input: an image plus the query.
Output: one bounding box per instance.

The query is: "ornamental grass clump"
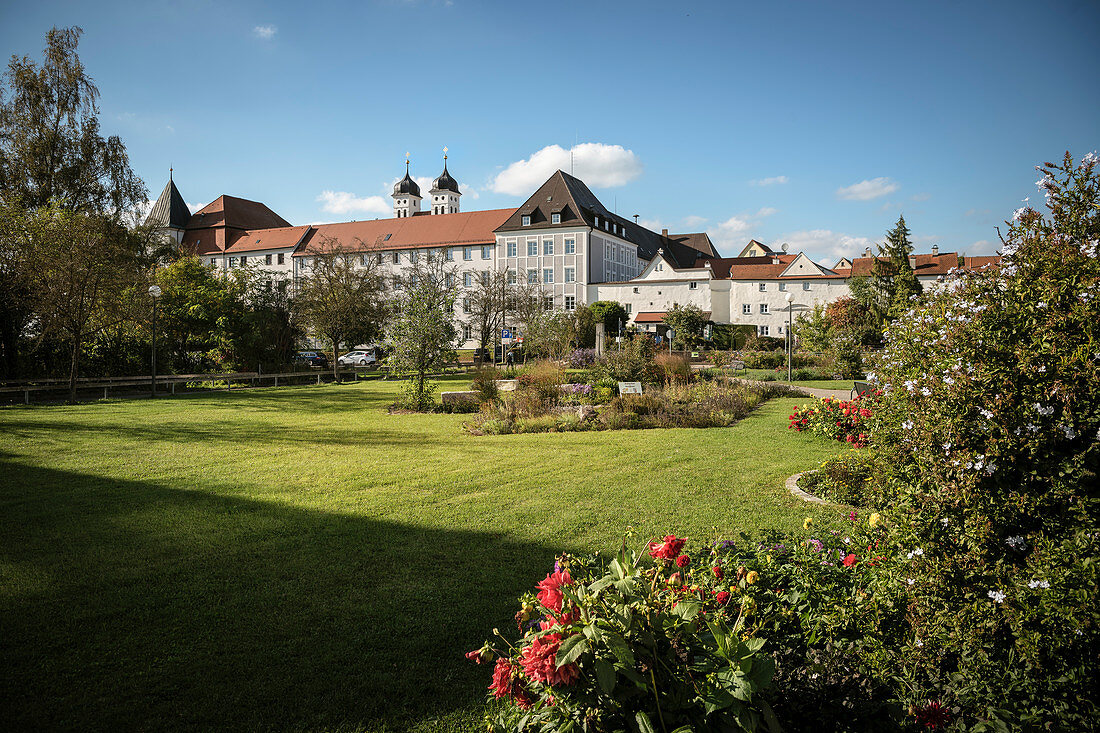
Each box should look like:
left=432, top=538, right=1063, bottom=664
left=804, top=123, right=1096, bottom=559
left=469, top=536, right=780, bottom=732
left=868, top=152, right=1100, bottom=727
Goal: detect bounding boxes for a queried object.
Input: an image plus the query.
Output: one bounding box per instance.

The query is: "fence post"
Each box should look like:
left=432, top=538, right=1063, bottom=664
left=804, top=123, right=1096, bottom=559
left=274, top=376, right=278, bottom=388
left=25, top=389, right=29, bottom=404
left=171, top=382, right=176, bottom=395
left=227, top=379, right=231, bottom=391
left=104, top=386, right=109, bottom=400
left=316, top=373, right=320, bottom=386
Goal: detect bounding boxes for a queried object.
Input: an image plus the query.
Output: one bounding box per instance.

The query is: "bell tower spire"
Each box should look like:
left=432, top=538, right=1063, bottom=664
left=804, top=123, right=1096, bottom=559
left=429, top=146, right=461, bottom=215
left=391, top=152, right=422, bottom=218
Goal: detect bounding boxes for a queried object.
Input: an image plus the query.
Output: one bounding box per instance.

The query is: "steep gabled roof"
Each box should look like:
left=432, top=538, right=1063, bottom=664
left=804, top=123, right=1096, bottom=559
left=224, top=225, right=312, bottom=254
left=145, top=177, right=191, bottom=229
left=667, top=232, right=717, bottom=258
left=736, top=239, right=775, bottom=257
left=295, top=208, right=515, bottom=256
left=185, top=195, right=291, bottom=232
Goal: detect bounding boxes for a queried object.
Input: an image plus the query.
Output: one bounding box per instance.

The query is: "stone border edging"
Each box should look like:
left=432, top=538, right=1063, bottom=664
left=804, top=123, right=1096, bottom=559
left=786, top=472, right=827, bottom=504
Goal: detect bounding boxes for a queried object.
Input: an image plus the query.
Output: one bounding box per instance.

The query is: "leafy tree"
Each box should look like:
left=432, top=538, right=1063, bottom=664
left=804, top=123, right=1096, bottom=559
left=0, top=199, right=36, bottom=377
left=0, top=27, right=145, bottom=217
left=792, top=303, right=830, bottom=352
left=588, top=300, right=629, bottom=335
left=292, top=236, right=386, bottom=381
left=868, top=215, right=923, bottom=326
left=464, top=269, right=510, bottom=362
left=23, top=205, right=145, bottom=400
left=153, top=256, right=237, bottom=372
left=663, top=303, right=709, bottom=350
left=523, top=310, right=578, bottom=360
left=384, top=253, right=459, bottom=410
left=229, top=275, right=301, bottom=373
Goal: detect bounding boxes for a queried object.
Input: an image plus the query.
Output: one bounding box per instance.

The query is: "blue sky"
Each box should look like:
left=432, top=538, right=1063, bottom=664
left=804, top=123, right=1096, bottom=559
left=2, top=0, right=1097, bottom=262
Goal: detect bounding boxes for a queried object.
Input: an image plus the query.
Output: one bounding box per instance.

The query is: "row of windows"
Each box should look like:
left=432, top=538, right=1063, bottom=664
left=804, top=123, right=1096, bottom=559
left=524, top=267, right=576, bottom=284
left=521, top=212, right=563, bottom=226
left=506, top=238, right=577, bottom=257
left=760, top=282, right=813, bottom=291
left=214, top=252, right=286, bottom=268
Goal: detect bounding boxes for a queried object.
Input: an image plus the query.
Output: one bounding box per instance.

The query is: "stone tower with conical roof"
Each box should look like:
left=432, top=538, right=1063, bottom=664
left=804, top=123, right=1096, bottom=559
left=429, top=148, right=461, bottom=215
left=392, top=155, right=422, bottom=218
left=144, top=169, right=191, bottom=243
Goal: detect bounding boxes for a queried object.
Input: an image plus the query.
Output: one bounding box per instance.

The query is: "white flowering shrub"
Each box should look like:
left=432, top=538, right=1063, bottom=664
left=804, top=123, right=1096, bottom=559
left=872, top=153, right=1099, bottom=727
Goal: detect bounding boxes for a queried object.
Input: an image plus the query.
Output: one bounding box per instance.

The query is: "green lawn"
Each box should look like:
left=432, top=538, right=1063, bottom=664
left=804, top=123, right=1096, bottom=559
left=0, top=378, right=849, bottom=731
left=740, top=368, right=857, bottom=391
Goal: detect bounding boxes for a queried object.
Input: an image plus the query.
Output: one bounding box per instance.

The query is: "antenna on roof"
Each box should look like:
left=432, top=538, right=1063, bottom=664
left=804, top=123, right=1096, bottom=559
left=169, top=167, right=173, bottom=181
left=781, top=242, right=789, bottom=253
left=633, top=214, right=639, bottom=223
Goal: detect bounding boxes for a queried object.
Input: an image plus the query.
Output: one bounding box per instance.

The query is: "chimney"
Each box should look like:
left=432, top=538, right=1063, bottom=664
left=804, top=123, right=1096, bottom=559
left=908, top=255, right=917, bottom=268
left=661, top=228, right=668, bottom=237
left=932, top=244, right=939, bottom=257
left=863, top=247, right=872, bottom=257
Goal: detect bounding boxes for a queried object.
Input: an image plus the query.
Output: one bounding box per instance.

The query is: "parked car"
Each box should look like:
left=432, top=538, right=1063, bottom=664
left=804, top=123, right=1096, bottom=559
left=338, top=350, right=377, bottom=367
left=293, top=351, right=329, bottom=369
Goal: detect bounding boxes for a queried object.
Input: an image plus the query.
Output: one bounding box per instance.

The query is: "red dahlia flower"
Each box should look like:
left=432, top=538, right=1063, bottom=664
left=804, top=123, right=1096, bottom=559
left=914, top=700, right=951, bottom=729
left=715, top=590, right=731, bottom=605
left=520, top=633, right=581, bottom=686
left=536, top=570, right=573, bottom=613
left=676, top=554, right=691, bottom=568
left=648, top=535, right=687, bottom=560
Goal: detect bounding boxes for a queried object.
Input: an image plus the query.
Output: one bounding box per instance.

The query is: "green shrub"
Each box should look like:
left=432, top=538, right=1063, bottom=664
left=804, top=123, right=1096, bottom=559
left=654, top=352, right=693, bottom=384
left=470, top=366, right=501, bottom=403
left=799, top=452, right=877, bottom=506
left=590, top=335, right=660, bottom=385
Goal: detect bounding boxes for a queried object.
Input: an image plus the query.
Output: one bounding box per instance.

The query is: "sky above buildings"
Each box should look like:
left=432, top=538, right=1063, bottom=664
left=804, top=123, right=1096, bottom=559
left=2, top=0, right=1097, bottom=262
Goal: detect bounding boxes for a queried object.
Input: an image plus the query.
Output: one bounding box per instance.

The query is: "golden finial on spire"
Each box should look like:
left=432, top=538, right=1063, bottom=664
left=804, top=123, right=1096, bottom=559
left=443, top=145, right=448, bottom=160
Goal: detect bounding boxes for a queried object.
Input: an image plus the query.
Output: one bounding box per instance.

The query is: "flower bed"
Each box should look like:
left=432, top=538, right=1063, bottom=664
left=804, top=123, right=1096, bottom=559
left=787, top=392, right=881, bottom=446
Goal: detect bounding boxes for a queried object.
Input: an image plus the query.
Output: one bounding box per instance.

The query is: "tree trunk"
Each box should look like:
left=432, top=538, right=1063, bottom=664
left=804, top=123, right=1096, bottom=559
left=67, top=330, right=81, bottom=403
left=332, top=340, right=340, bottom=383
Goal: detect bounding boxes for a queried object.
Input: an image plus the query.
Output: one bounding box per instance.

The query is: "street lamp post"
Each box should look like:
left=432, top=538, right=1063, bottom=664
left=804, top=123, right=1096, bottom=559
left=149, top=285, right=162, bottom=398
left=785, top=292, right=793, bottom=382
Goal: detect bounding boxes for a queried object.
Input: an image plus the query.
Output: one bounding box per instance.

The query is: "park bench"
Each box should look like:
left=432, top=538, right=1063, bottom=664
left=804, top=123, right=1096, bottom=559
left=851, top=380, right=872, bottom=399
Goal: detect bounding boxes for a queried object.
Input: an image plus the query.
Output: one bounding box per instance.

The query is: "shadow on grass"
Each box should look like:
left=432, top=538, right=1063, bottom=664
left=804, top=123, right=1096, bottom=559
left=0, top=455, right=564, bottom=731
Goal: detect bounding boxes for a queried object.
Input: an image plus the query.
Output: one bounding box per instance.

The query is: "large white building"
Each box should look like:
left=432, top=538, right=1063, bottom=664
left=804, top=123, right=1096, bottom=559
left=145, top=159, right=999, bottom=347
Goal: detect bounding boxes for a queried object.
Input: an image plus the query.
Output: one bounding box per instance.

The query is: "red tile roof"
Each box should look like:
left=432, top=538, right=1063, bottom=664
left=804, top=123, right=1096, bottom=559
left=181, top=227, right=226, bottom=256
left=224, top=225, right=312, bottom=254
left=634, top=310, right=711, bottom=324
left=185, top=195, right=291, bottom=231
left=295, top=208, right=515, bottom=256
left=964, top=255, right=1001, bottom=270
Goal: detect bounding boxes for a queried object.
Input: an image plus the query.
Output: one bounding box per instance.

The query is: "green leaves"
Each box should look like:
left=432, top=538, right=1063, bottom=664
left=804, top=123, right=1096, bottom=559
left=555, top=633, right=588, bottom=667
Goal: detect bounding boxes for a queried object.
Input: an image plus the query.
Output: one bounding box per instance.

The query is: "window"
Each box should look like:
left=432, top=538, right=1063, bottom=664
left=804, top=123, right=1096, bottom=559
left=758, top=325, right=770, bottom=336
left=409, top=250, right=418, bottom=263
left=277, top=253, right=284, bottom=265
left=463, top=247, right=472, bottom=261
left=394, top=276, right=403, bottom=291
left=803, top=282, right=811, bottom=291
left=507, top=241, right=517, bottom=257
left=760, top=303, right=769, bottom=314
left=544, top=240, right=554, bottom=255
left=229, top=257, right=239, bottom=268
left=564, top=238, right=575, bottom=254
left=462, top=325, right=471, bottom=340
left=604, top=220, right=609, bottom=231
left=445, top=248, right=454, bottom=261
left=689, top=281, right=698, bottom=290
left=462, top=298, right=471, bottom=314
left=209, top=258, right=217, bottom=266
left=383, top=233, right=392, bottom=241
left=778, top=282, right=786, bottom=291
left=360, top=254, right=368, bottom=266
left=482, top=245, right=492, bottom=259
left=759, top=283, right=766, bottom=292
left=564, top=295, right=576, bottom=311
left=240, top=255, right=248, bottom=265
left=543, top=296, right=554, bottom=311
left=657, top=263, right=664, bottom=271
left=409, top=275, right=418, bottom=287
left=594, top=216, right=599, bottom=228
left=527, top=268, right=538, bottom=284
left=480, top=271, right=489, bottom=286
left=625, top=304, right=632, bottom=314
left=612, top=223, right=617, bottom=234
left=543, top=268, right=554, bottom=284
left=551, top=212, right=561, bottom=224
left=564, top=267, right=575, bottom=283
left=522, top=215, right=531, bottom=226
left=742, top=303, right=751, bottom=315
left=393, top=252, right=400, bottom=264
left=445, top=273, right=455, bottom=287
left=527, top=240, right=538, bottom=256
left=507, top=269, right=517, bottom=284
left=463, top=272, right=473, bottom=287
left=265, top=254, right=272, bottom=265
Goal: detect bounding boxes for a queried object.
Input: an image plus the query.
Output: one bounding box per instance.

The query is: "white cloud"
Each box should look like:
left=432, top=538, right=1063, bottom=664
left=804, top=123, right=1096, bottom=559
left=749, top=176, right=788, bottom=186
left=968, top=239, right=999, bottom=255
left=836, top=177, right=899, bottom=201
left=317, top=190, right=391, bottom=216
left=682, top=215, right=708, bottom=228
left=911, top=192, right=931, bottom=201
left=779, top=229, right=876, bottom=262
left=187, top=201, right=208, bottom=214
left=638, top=218, right=664, bottom=233
left=754, top=207, right=779, bottom=218
left=491, top=143, right=642, bottom=195
left=253, top=25, right=277, bottom=40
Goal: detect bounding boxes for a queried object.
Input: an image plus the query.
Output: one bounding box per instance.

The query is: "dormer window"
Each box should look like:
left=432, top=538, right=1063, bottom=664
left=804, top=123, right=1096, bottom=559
left=593, top=216, right=599, bottom=228
left=689, top=281, right=698, bottom=290
left=551, top=212, right=561, bottom=225
left=522, top=215, right=531, bottom=226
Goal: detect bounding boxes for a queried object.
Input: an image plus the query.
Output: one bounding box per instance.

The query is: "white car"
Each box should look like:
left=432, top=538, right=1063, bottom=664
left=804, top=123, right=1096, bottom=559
left=338, top=350, right=377, bottom=367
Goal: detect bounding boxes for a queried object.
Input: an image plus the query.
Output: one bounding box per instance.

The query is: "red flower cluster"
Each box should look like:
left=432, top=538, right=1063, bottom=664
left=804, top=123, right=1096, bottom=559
left=712, top=566, right=724, bottom=580
left=788, top=394, right=877, bottom=447
left=489, top=658, right=535, bottom=709
left=714, top=590, right=731, bottom=605
left=914, top=700, right=951, bottom=730
left=648, top=535, right=687, bottom=560
left=842, top=553, right=858, bottom=567
left=675, top=554, right=691, bottom=568
left=536, top=570, right=573, bottom=613
left=519, top=633, right=581, bottom=687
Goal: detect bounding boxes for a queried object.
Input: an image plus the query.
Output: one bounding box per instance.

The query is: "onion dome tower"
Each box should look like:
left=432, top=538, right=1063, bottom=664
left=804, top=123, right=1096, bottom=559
left=429, top=147, right=461, bottom=215
left=392, top=153, right=422, bottom=218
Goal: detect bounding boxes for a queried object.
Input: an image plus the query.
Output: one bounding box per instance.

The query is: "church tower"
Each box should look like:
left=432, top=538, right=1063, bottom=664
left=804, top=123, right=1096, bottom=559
left=429, top=147, right=461, bottom=215
left=144, top=168, right=191, bottom=244
left=392, top=155, right=422, bottom=218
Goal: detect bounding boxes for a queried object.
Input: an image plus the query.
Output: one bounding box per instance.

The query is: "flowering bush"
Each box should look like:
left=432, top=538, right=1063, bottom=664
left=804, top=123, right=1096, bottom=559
left=868, top=153, right=1100, bottom=727
left=470, top=537, right=780, bottom=732
left=567, top=348, right=597, bottom=368
left=787, top=393, right=880, bottom=447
